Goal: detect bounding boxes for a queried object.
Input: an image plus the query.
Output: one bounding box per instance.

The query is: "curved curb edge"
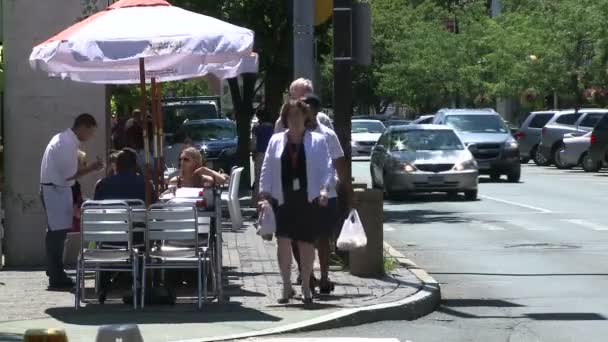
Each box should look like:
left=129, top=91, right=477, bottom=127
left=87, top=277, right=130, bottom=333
left=177, top=242, right=440, bottom=342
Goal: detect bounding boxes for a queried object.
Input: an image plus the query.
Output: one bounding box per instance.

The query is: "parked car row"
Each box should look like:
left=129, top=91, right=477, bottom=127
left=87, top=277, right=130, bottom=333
left=515, top=108, right=608, bottom=172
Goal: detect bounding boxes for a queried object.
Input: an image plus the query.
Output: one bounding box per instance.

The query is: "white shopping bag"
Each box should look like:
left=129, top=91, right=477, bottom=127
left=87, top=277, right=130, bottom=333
left=337, top=209, right=367, bottom=250
left=257, top=201, right=276, bottom=237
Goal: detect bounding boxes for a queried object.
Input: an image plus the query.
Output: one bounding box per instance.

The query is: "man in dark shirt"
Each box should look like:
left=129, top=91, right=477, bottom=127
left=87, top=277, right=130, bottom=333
left=94, top=148, right=150, bottom=202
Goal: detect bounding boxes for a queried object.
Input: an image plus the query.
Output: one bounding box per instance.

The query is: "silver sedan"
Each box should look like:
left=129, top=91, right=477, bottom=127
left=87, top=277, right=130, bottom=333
left=558, top=132, right=601, bottom=172
left=370, top=125, right=479, bottom=200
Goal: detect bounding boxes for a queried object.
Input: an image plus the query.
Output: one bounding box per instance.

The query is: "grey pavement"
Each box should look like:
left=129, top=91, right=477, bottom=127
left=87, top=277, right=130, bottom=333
left=0, top=212, right=425, bottom=342
left=286, top=161, right=608, bottom=341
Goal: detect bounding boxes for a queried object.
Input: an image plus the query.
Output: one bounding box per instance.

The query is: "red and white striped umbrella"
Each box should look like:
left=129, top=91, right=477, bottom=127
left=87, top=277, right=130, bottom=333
left=29, top=0, right=258, bottom=84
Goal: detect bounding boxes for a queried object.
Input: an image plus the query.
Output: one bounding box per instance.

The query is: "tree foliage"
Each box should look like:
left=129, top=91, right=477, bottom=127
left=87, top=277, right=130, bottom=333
left=361, top=0, right=608, bottom=114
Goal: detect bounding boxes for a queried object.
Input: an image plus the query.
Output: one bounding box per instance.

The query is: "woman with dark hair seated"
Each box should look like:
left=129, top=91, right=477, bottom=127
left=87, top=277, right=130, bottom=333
left=93, top=148, right=153, bottom=304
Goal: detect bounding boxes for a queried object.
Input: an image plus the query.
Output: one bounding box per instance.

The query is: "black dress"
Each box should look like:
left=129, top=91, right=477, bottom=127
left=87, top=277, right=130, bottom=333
left=275, top=143, right=319, bottom=243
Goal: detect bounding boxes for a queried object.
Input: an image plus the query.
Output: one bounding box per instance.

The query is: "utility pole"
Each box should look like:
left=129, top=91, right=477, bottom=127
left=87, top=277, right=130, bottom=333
left=333, top=0, right=353, bottom=186
left=293, top=0, right=315, bottom=80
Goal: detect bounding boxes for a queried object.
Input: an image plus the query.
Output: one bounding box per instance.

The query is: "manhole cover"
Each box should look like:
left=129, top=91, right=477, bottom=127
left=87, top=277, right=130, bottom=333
left=505, top=243, right=580, bottom=250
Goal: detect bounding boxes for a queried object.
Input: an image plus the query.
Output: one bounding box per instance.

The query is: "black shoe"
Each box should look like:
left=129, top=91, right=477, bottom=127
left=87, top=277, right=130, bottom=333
left=319, top=278, right=335, bottom=295
left=49, top=277, right=75, bottom=289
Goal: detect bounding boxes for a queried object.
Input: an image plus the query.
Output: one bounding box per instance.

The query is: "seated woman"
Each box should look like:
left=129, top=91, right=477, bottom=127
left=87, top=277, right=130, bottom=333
left=167, top=147, right=229, bottom=189
left=93, top=148, right=153, bottom=304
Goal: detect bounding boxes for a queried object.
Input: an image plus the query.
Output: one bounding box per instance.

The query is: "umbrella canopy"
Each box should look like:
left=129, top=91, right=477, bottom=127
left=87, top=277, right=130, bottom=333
left=29, top=0, right=258, bottom=84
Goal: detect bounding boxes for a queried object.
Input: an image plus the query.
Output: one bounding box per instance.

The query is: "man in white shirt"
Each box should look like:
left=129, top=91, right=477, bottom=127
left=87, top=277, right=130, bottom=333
left=301, top=94, right=352, bottom=293
left=40, top=113, right=103, bottom=289
left=274, top=78, right=334, bottom=133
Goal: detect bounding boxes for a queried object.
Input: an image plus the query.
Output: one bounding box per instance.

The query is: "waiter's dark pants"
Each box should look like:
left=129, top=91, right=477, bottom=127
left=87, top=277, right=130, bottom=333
left=46, top=229, right=69, bottom=282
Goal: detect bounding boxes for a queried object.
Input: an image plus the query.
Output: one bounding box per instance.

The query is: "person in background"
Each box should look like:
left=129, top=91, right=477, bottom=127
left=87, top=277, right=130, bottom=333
left=94, top=148, right=152, bottom=203
left=93, top=148, right=152, bottom=303
left=274, top=78, right=334, bottom=133
left=302, top=93, right=350, bottom=294
left=40, top=113, right=103, bottom=289
left=259, top=99, right=332, bottom=305
left=252, top=105, right=275, bottom=206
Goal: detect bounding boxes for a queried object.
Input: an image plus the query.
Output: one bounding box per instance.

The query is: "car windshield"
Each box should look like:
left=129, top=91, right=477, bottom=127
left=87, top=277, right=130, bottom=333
left=183, top=121, right=236, bottom=141
left=352, top=121, right=385, bottom=133
left=163, top=103, right=219, bottom=134
left=445, top=114, right=508, bottom=133
left=389, top=130, right=464, bottom=151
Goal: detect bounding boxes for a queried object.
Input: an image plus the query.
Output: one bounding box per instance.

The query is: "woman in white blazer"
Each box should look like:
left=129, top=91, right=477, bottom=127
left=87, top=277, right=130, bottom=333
left=259, top=99, right=333, bottom=304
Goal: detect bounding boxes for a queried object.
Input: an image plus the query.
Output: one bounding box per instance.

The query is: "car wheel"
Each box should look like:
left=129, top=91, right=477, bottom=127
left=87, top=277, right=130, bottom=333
left=582, top=152, right=602, bottom=172
left=507, top=166, right=521, bottom=183
left=533, top=146, right=550, bottom=166
left=490, top=172, right=501, bottom=182
left=554, top=144, right=571, bottom=169
left=464, top=190, right=478, bottom=201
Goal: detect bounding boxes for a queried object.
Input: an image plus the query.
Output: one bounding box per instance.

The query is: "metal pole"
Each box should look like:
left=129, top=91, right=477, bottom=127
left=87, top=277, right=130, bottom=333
left=151, top=78, right=160, bottom=200
left=333, top=0, right=353, bottom=186
left=293, top=0, right=315, bottom=80
left=139, top=58, right=152, bottom=207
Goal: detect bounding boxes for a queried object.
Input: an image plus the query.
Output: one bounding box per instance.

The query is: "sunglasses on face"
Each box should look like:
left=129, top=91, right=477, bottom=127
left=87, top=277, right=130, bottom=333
left=180, top=157, right=191, bottom=162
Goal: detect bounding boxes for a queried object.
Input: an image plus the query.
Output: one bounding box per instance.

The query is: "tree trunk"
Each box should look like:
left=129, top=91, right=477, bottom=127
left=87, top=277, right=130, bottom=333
left=228, top=73, right=257, bottom=192
left=264, top=71, right=290, bottom=120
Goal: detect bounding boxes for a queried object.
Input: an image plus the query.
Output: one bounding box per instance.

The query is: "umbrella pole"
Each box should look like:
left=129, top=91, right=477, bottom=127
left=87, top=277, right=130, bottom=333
left=157, top=82, right=166, bottom=191
left=151, top=77, right=160, bottom=200
left=139, top=58, right=152, bottom=207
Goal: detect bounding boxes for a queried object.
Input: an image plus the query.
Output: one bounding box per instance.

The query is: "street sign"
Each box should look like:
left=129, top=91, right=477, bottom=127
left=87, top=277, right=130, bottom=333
left=315, top=0, right=333, bottom=26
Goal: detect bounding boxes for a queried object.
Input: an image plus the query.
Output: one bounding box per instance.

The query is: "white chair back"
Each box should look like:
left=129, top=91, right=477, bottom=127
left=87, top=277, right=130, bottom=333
left=229, top=167, right=244, bottom=200
left=147, top=203, right=198, bottom=242
left=80, top=201, right=132, bottom=246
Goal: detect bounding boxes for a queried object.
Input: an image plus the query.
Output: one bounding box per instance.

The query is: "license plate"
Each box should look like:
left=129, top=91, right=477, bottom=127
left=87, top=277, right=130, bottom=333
left=478, top=161, right=490, bottom=170
left=206, top=160, right=214, bottom=169
left=428, top=175, right=445, bottom=184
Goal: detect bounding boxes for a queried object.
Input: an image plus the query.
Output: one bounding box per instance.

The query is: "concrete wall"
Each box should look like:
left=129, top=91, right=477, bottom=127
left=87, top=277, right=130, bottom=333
left=2, top=0, right=108, bottom=266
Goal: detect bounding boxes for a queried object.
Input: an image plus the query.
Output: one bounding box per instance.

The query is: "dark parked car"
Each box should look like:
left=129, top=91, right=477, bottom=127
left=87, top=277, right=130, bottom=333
left=588, top=114, right=608, bottom=169
left=177, top=119, right=238, bottom=172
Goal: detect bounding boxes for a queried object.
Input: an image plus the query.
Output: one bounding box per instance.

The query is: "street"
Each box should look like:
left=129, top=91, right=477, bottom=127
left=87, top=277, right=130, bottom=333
left=290, top=161, right=608, bottom=341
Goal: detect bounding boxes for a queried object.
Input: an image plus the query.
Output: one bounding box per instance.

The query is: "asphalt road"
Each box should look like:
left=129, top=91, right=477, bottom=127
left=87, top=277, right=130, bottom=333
left=290, top=161, right=608, bottom=342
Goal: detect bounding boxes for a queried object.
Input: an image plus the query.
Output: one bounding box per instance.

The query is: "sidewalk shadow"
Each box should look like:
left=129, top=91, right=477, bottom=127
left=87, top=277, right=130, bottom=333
left=384, top=209, right=471, bottom=225
left=45, top=302, right=282, bottom=325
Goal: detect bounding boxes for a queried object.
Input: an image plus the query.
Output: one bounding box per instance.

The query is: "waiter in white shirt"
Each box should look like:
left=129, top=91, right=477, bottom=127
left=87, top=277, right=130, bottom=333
left=40, top=113, right=103, bottom=289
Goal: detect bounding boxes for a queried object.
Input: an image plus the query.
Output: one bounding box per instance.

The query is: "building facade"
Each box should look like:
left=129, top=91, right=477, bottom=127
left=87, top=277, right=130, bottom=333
left=2, top=0, right=108, bottom=266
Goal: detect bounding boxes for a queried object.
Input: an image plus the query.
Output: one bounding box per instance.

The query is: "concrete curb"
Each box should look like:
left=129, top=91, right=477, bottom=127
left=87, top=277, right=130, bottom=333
left=175, top=243, right=441, bottom=342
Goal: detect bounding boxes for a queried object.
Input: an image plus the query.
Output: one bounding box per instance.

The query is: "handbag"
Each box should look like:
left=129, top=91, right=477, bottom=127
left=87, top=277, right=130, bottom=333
left=337, top=209, right=367, bottom=251
left=257, top=201, right=276, bottom=238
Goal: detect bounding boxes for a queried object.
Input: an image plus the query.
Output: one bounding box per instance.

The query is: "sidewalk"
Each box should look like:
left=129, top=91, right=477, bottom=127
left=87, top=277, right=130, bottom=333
left=0, top=217, right=439, bottom=342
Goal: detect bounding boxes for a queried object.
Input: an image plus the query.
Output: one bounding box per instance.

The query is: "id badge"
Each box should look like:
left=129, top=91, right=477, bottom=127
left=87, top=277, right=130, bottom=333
left=293, top=179, right=301, bottom=191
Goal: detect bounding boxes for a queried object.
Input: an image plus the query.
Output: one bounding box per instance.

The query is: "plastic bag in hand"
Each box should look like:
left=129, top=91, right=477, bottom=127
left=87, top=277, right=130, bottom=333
left=337, top=209, right=367, bottom=250
left=257, top=201, right=276, bottom=238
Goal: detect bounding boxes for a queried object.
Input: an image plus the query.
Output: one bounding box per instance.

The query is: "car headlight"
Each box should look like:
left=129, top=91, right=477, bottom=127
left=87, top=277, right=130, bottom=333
left=351, top=140, right=358, bottom=147
left=504, top=138, right=518, bottom=150
left=453, top=159, right=478, bottom=171
left=401, top=162, right=417, bottom=173
left=223, top=146, right=237, bottom=155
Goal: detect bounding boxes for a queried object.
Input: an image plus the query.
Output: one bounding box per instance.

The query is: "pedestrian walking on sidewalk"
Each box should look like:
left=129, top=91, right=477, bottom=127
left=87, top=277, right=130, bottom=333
left=40, top=113, right=103, bottom=289
left=259, top=99, right=333, bottom=305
